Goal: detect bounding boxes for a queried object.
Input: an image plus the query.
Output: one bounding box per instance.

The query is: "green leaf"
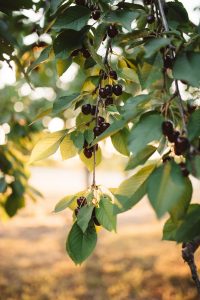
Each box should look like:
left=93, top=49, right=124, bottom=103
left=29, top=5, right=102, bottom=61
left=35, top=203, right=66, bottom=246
left=118, top=68, right=139, bottom=83
left=86, top=39, right=105, bottom=71
left=96, top=195, right=116, bottom=231
left=92, top=119, right=126, bottom=145
left=53, top=28, right=88, bottom=59
left=27, top=46, right=51, bottom=73
left=187, top=155, right=200, bottom=179
left=60, top=134, right=77, bottom=160
left=66, top=221, right=97, bottom=264
left=56, top=57, right=72, bottom=77
left=125, top=145, right=156, bottom=170
left=53, top=93, right=80, bottom=115
left=117, top=163, right=156, bottom=196
left=77, top=205, right=94, bottom=233
left=147, top=161, right=192, bottom=218
left=111, top=128, right=130, bottom=157
left=79, top=148, right=102, bottom=172
left=70, top=131, right=84, bottom=150
left=84, top=129, right=94, bottom=145
left=187, top=109, right=200, bottom=140
left=105, top=10, right=140, bottom=31
left=128, top=113, right=164, bottom=155
left=53, top=6, right=91, bottom=31
left=173, top=52, right=200, bottom=87
left=54, top=195, right=76, bottom=213
left=162, top=218, right=179, bottom=241
left=169, top=177, right=192, bottom=222
left=29, top=130, right=66, bottom=163
left=144, top=38, right=171, bottom=59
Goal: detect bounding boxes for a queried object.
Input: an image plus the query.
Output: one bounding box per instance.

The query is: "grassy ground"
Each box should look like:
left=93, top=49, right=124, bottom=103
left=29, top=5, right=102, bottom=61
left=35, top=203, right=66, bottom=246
left=0, top=165, right=199, bottom=300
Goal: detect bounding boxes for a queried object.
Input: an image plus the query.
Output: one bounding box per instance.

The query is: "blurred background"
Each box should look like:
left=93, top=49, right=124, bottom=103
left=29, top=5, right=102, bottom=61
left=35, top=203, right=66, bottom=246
left=0, top=1, right=200, bottom=300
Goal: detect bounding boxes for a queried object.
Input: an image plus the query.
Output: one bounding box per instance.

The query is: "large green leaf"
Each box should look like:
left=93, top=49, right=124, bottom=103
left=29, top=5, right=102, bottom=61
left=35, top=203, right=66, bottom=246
left=53, top=93, right=80, bottom=115
left=66, top=221, right=97, bottom=264
left=144, top=38, right=171, bottom=59
left=77, top=206, right=94, bottom=233
left=29, top=130, right=66, bottom=163
left=125, top=145, right=156, bottom=170
left=60, top=134, right=77, bottom=160
left=118, top=68, right=139, bottom=83
left=187, top=109, right=200, bottom=140
left=96, top=196, right=116, bottom=232
left=104, top=10, right=140, bottom=30
left=128, top=113, right=164, bottom=155
left=187, top=155, right=200, bottom=179
left=27, top=46, right=52, bottom=73
left=111, top=128, right=130, bottom=157
left=53, top=27, right=88, bottom=59
left=0, top=177, right=7, bottom=193
left=147, top=161, right=192, bottom=218
left=54, top=195, right=76, bottom=213
left=173, top=52, right=200, bottom=87
left=53, top=6, right=91, bottom=31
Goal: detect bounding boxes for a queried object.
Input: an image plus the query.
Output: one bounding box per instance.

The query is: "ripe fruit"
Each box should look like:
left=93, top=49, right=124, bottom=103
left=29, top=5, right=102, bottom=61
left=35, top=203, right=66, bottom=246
left=98, top=116, right=105, bottom=125
left=187, top=104, right=196, bottom=114
left=75, top=208, right=79, bottom=216
left=105, top=97, right=114, bottom=106
left=174, top=137, right=190, bottom=155
left=107, top=24, right=118, bottom=38
left=179, top=163, right=189, bottom=177
left=109, top=70, right=117, bottom=80
left=112, top=84, right=123, bottom=96
left=164, top=55, right=173, bottom=69
left=71, top=49, right=80, bottom=57
left=168, top=130, right=180, bottom=143
left=82, top=104, right=91, bottom=115
left=77, top=197, right=87, bottom=207
left=101, top=122, right=110, bottom=131
left=147, top=14, right=155, bottom=24
left=93, top=126, right=102, bottom=136
left=91, top=105, right=97, bottom=115
left=162, top=120, right=174, bottom=136
left=92, top=10, right=101, bottom=20
left=83, top=147, right=93, bottom=158
left=99, top=88, right=107, bottom=98
left=82, top=48, right=90, bottom=58
left=104, top=84, right=112, bottom=96
left=75, top=0, right=85, bottom=5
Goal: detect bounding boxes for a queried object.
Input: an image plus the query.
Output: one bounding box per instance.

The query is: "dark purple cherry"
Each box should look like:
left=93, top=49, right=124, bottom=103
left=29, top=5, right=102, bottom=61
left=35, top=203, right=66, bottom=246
left=75, top=208, right=79, bottom=216
left=161, top=120, right=174, bottom=136
left=105, top=84, right=113, bottom=96
left=147, top=14, right=155, bottom=24
left=109, top=70, right=118, bottom=80
left=105, top=97, right=114, bottom=106
left=101, top=122, right=110, bottom=132
left=143, top=0, right=152, bottom=4
left=107, top=25, right=118, bottom=38
left=71, top=49, right=80, bottom=57
left=112, top=84, right=122, bottom=96
left=174, top=137, right=190, bottom=156
left=179, top=163, right=189, bottom=177
left=82, top=48, right=91, bottom=58
left=84, top=147, right=93, bottom=158
left=93, top=126, right=102, bottom=136
left=98, top=116, right=105, bottom=125
left=82, top=104, right=91, bottom=115
left=77, top=197, right=87, bottom=207
left=92, top=10, right=101, bottom=20
left=91, top=105, right=97, bottom=115
left=99, top=88, right=107, bottom=98
left=164, top=55, right=173, bottom=69
left=168, top=130, right=180, bottom=143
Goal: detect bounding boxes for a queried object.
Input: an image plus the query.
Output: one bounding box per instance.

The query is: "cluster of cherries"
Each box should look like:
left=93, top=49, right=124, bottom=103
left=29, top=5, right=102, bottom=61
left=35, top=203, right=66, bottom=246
left=75, top=0, right=101, bottom=20
left=143, top=0, right=156, bottom=24
left=162, top=120, right=190, bottom=176
left=75, top=196, right=100, bottom=226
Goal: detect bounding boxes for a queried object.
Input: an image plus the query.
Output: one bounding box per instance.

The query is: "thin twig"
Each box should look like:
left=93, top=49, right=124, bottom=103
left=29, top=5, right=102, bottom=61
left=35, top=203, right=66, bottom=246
left=182, top=240, right=200, bottom=297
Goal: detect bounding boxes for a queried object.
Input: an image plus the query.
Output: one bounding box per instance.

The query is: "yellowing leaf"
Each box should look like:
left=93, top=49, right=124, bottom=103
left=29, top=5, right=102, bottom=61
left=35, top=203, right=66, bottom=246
left=60, top=134, right=77, bottom=160
left=79, top=148, right=102, bottom=172
left=29, top=130, right=67, bottom=163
